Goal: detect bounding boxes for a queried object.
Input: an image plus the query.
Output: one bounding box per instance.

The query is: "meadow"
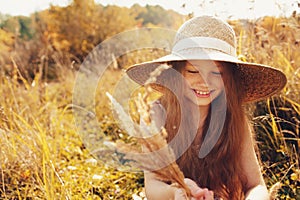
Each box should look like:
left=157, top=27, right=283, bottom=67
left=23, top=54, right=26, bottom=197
left=0, top=2, right=299, bottom=199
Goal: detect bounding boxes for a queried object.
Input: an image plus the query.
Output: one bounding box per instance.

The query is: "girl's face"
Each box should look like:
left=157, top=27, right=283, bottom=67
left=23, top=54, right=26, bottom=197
left=182, top=60, right=225, bottom=106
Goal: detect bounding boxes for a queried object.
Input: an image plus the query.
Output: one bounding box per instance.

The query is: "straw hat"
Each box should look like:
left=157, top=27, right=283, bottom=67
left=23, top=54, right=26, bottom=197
left=126, top=16, right=287, bottom=102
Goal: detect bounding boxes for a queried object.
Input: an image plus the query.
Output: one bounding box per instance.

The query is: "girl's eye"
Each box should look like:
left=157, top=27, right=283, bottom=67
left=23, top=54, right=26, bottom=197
left=187, top=70, right=199, bottom=73
left=212, top=71, right=222, bottom=75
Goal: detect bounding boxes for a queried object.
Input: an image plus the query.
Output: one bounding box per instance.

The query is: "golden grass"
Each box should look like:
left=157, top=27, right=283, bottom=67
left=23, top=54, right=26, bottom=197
left=107, top=64, right=192, bottom=197
left=0, top=15, right=299, bottom=199
left=0, top=68, right=144, bottom=199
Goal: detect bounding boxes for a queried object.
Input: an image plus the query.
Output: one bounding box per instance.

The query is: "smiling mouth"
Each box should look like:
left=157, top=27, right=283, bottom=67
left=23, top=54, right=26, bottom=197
left=192, top=89, right=212, bottom=97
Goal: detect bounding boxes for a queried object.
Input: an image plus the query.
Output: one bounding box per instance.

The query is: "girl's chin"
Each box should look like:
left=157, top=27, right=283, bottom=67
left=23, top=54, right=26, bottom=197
left=190, top=98, right=212, bottom=107
left=196, top=101, right=212, bottom=107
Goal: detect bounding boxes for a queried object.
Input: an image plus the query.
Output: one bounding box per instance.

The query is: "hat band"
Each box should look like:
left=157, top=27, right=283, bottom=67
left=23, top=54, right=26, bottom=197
left=172, top=37, right=237, bottom=57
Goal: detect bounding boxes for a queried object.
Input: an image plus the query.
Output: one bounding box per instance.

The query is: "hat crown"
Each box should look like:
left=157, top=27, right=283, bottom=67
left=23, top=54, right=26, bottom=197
left=174, top=16, right=237, bottom=49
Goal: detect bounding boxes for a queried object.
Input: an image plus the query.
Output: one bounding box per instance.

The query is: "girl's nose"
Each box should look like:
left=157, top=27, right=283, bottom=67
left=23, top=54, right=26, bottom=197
left=197, top=72, right=209, bottom=86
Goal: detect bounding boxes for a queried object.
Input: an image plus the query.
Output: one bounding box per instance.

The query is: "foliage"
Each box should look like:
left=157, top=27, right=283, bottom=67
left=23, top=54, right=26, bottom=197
left=0, top=1, right=299, bottom=199
left=0, top=28, right=14, bottom=67
left=231, top=15, right=300, bottom=199
left=253, top=98, right=299, bottom=199
left=135, top=4, right=184, bottom=28
left=0, top=69, right=144, bottom=199
left=0, top=16, right=34, bottom=40
left=0, top=1, right=183, bottom=79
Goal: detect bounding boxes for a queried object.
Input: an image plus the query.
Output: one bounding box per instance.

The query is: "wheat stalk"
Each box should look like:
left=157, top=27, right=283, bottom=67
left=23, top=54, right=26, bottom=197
left=106, top=64, right=191, bottom=197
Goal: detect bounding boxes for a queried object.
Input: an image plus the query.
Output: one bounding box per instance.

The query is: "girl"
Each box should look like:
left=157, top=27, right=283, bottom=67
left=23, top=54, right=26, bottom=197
left=126, top=16, right=287, bottom=200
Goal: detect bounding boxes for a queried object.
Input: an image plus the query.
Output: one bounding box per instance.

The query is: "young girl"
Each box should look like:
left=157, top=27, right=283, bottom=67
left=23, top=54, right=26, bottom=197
left=126, top=16, right=287, bottom=200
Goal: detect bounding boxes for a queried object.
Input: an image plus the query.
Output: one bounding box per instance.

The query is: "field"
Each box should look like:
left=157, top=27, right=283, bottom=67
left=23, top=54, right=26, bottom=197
left=0, top=2, right=299, bottom=200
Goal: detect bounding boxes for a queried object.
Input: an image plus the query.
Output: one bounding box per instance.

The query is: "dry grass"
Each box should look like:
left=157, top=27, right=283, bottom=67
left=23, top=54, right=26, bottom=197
left=0, top=68, right=144, bottom=199
left=0, top=15, right=299, bottom=200
left=107, top=64, right=192, bottom=198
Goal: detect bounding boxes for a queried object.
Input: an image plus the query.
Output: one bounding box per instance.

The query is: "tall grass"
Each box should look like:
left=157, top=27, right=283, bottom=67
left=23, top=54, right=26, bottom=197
left=233, top=16, right=300, bottom=199
left=0, top=67, right=144, bottom=199
left=0, top=15, right=299, bottom=199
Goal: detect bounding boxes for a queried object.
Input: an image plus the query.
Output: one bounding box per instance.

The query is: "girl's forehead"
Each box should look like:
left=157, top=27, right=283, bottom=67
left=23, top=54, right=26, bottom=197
left=186, top=60, right=221, bottom=69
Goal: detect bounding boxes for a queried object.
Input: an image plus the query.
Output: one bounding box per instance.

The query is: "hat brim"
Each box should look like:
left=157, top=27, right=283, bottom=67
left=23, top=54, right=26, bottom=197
left=126, top=50, right=287, bottom=103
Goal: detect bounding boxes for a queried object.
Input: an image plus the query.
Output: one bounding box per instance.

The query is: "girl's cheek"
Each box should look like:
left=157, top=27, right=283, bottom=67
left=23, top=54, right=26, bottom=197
left=209, top=76, right=223, bottom=87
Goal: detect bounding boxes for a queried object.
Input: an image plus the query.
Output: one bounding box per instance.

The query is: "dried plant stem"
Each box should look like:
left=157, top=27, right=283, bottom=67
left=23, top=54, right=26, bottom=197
left=117, top=126, right=191, bottom=196
left=110, top=64, right=191, bottom=197
left=269, top=182, right=281, bottom=200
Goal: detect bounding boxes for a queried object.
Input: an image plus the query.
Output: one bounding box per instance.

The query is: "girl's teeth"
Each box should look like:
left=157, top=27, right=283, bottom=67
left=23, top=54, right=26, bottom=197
left=195, top=90, right=210, bottom=95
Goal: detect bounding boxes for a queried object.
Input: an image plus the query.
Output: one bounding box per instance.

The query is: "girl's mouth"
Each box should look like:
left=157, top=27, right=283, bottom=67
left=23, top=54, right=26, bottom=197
left=193, top=89, right=211, bottom=98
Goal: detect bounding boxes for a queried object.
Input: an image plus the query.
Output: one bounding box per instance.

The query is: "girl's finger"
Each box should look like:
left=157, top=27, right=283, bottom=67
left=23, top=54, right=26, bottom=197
left=174, top=188, right=188, bottom=200
left=204, top=189, right=214, bottom=200
left=184, top=178, right=213, bottom=198
left=184, top=178, right=203, bottom=196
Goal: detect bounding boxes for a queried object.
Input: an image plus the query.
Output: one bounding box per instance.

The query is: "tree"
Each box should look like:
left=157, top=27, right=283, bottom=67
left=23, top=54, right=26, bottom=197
left=135, top=4, right=183, bottom=28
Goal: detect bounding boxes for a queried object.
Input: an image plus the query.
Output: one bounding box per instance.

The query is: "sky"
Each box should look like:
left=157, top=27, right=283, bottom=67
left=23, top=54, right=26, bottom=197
left=0, top=0, right=299, bottom=19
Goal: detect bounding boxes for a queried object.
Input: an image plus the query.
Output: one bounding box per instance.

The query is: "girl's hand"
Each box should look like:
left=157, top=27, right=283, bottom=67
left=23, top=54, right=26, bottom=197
left=174, top=178, right=214, bottom=200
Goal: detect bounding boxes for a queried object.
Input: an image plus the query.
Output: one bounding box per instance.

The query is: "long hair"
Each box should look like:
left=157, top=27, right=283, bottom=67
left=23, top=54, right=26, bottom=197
left=158, top=61, right=248, bottom=199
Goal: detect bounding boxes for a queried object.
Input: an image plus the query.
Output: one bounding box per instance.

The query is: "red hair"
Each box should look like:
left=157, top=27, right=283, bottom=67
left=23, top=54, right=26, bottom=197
left=158, top=61, right=248, bottom=199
